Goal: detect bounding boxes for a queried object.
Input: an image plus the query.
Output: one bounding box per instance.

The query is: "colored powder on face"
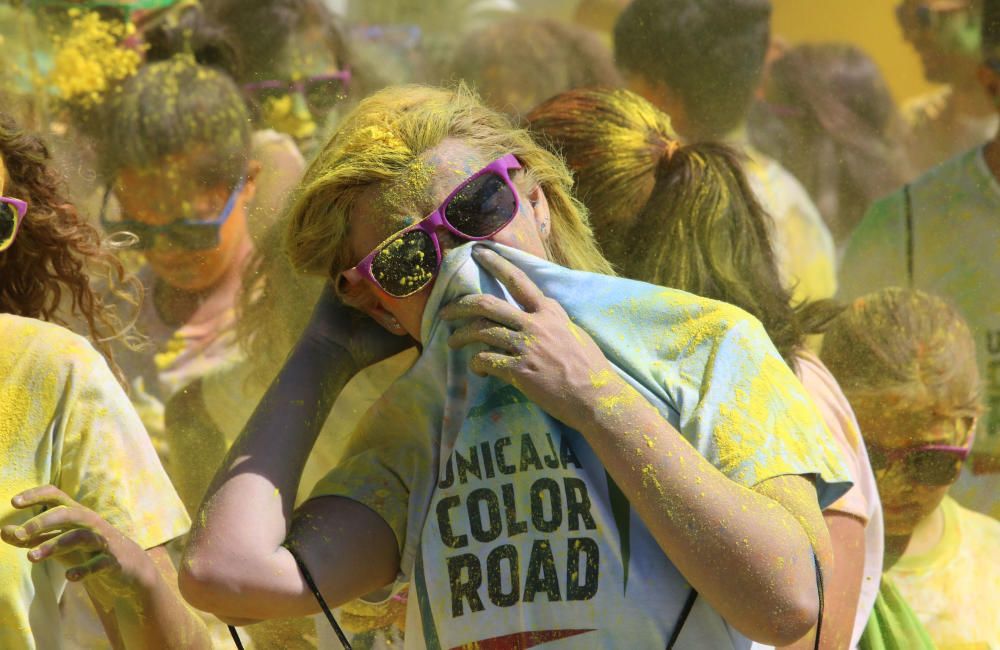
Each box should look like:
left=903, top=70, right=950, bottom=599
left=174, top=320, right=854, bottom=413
left=378, top=159, right=435, bottom=217
left=262, top=95, right=317, bottom=140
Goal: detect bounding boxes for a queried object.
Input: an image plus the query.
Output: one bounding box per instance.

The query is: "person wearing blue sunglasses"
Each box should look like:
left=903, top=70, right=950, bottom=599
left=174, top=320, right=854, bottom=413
left=99, top=57, right=261, bottom=409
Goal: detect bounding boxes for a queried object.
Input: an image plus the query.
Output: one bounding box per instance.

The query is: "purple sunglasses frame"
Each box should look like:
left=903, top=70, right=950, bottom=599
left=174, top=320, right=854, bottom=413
left=872, top=442, right=972, bottom=466
left=243, top=68, right=352, bottom=106
left=0, top=196, right=28, bottom=252
left=869, top=439, right=973, bottom=484
left=344, top=153, right=522, bottom=298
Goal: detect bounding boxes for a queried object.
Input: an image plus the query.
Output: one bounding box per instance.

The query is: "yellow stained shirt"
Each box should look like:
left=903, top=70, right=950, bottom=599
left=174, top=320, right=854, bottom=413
left=888, top=496, right=1000, bottom=649
left=0, top=314, right=189, bottom=650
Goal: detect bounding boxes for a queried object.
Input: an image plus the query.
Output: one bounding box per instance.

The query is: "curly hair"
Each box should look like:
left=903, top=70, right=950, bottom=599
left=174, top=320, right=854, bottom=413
left=0, top=111, right=141, bottom=384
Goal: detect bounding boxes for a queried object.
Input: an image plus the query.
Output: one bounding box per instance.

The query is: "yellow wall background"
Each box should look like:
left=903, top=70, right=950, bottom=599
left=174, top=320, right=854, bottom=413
left=771, top=0, right=939, bottom=104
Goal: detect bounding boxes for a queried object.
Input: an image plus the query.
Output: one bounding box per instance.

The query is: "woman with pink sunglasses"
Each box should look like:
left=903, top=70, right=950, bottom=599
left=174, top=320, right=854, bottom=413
left=182, top=85, right=853, bottom=649
left=821, top=288, right=1000, bottom=648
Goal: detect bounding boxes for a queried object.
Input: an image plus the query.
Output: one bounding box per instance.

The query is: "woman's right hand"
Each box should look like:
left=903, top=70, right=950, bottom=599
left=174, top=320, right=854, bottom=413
left=302, top=283, right=414, bottom=372
left=1, top=485, right=154, bottom=610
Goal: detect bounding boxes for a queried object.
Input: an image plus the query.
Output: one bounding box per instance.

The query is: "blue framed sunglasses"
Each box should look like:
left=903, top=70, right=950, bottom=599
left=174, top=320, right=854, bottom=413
left=100, top=178, right=246, bottom=251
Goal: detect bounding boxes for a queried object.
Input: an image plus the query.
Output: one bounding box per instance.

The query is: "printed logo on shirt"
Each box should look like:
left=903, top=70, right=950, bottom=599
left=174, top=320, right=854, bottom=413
left=435, top=431, right=601, bottom=617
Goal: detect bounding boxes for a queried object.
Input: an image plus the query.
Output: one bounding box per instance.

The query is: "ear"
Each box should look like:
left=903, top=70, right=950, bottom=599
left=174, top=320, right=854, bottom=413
left=961, top=415, right=979, bottom=445
left=242, top=159, right=263, bottom=202
left=336, top=268, right=408, bottom=335
left=525, top=183, right=551, bottom=242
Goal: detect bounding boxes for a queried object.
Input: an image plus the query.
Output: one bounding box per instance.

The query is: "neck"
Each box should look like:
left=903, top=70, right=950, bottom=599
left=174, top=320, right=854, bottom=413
left=950, top=79, right=995, bottom=119
left=886, top=504, right=946, bottom=569
left=154, top=238, right=251, bottom=327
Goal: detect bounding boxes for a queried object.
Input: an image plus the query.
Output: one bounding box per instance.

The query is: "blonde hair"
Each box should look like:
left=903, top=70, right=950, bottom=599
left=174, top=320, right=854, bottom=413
left=820, top=288, right=982, bottom=424
left=284, top=84, right=613, bottom=279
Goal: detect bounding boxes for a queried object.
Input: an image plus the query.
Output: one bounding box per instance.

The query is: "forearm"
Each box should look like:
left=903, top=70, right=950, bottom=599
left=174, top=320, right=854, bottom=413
left=106, top=573, right=210, bottom=648
left=574, top=378, right=822, bottom=645
left=92, top=547, right=211, bottom=649
left=181, top=337, right=354, bottom=613
left=778, top=511, right=865, bottom=650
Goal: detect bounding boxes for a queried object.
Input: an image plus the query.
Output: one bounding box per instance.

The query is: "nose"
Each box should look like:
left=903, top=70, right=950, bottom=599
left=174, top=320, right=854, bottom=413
left=434, top=224, right=464, bottom=252
left=149, top=231, right=176, bottom=252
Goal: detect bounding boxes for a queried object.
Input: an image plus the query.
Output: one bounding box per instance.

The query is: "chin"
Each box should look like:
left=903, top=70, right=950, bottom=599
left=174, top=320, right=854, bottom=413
left=883, top=518, right=918, bottom=538
left=156, top=269, right=225, bottom=293
left=883, top=508, right=931, bottom=537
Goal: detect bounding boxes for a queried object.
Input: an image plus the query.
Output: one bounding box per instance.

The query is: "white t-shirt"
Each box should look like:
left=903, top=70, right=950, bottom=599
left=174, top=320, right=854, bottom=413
left=311, top=244, right=851, bottom=649
left=888, top=496, right=1000, bottom=648
left=0, top=315, right=189, bottom=650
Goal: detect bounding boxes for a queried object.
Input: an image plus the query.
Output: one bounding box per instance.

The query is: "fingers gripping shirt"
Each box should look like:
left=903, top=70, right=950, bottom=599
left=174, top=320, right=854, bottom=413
left=0, top=314, right=189, bottom=650
left=311, top=243, right=851, bottom=650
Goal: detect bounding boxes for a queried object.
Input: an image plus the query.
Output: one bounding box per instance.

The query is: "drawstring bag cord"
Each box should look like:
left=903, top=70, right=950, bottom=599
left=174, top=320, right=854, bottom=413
left=666, top=547, right=824, bottom=649
left=227, top=545, right=352, bottom=649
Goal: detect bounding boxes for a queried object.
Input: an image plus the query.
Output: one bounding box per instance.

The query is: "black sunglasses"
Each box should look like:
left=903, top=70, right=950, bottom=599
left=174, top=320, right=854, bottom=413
left=99, top=178, right=246, bottom=251
left=868, top=441, right=970, bottom=486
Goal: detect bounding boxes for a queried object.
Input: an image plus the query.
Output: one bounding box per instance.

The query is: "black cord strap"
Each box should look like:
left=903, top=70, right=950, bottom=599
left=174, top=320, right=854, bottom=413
left=813, top=548, right=825, bottom=650
left=289, top=545, right=353, bottom=650
left=666, top=587, right=699, bottom=649
left=227, top=625, right=244, bottom=650
left=226, top=547, right=353, bottom=650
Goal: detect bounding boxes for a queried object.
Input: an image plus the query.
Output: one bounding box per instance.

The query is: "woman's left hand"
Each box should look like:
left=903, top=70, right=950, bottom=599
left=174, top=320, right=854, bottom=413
left=1, top=485, right=153, bottom=609
left=441, top=247, right=620, bottom=430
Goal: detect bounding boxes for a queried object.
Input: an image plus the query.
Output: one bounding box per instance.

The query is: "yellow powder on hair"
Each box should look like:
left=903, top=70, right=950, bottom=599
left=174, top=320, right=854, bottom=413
left=49, top=10, right=142, bottom=108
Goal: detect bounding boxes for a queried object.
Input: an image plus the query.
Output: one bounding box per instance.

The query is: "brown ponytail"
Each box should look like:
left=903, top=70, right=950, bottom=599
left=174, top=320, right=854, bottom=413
left=528, top=88, right=841, bottom=365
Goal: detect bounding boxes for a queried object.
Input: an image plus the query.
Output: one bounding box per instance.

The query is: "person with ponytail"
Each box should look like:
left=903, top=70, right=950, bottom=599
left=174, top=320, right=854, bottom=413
left=0, top=111, right=208, bottom=649
left=613, top=0, right=838, bottom=308
left=528, top=87, right=882, bottom=649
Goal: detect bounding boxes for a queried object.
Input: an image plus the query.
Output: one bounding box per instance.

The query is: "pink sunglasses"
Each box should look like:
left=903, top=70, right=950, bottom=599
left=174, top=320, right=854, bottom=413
left=0, top=196, right=27, bottom=252
left=340, top=153, right=522, bottom=298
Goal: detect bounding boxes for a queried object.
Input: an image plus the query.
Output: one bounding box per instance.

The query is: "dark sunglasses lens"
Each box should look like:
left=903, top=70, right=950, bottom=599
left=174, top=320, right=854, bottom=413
left=909, top=450, right=962, bottom=486
left=304, top=78, right=346, bottom=113
left=0, top=203, right=16, bottom=249
left=867, top=445, right=888, bottom=472
left=444, top=172, right=517, bottom=238
left=371, top=229, right=439, bottom=297
left=252, top=87, right=287, bottom=107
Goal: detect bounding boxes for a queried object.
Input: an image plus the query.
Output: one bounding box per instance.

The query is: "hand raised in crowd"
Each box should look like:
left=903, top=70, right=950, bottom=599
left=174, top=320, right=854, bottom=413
left=1, top=485, right=155, bottom=610
left=306, top=282, right=415, bottom=372
left=443, top=246, right=623, bottom=431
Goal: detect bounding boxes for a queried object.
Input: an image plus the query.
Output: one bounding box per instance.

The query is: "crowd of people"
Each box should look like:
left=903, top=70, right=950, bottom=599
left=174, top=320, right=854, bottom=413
left=0, top=1, right=997, bottom=649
